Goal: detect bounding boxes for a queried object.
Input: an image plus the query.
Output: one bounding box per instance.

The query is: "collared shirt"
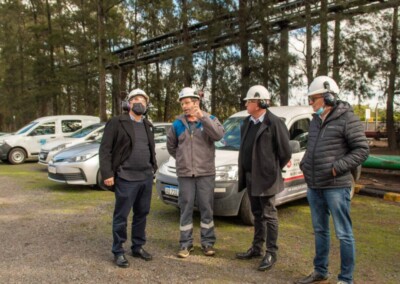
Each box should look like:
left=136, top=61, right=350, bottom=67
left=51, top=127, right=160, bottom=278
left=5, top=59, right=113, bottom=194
left=129, top=113, right=143, bottom=122
left=250, top=112, right=266, bottom=124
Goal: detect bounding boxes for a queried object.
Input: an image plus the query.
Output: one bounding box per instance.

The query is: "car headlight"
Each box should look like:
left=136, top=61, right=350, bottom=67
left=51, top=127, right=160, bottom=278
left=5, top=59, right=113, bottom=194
left=51, top=143, right=68, bottom=152
left=215, top=165, right=238, bottom=181
left=65, top=153, right=98, bottom=163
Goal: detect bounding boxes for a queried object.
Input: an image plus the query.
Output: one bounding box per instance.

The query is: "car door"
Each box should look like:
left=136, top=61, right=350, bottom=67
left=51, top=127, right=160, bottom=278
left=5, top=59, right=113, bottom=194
left=154, top=124, right=171, bottom=168
left=276, top=115, right=311, bottom=205
left=25, top=121, right=58, bottom=156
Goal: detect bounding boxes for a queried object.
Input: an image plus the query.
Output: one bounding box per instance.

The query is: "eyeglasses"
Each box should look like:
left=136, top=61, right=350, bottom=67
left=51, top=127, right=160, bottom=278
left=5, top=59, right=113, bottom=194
left=308, top=96, right=323, bottom=103
left=247, top=99, right=259, bottom=104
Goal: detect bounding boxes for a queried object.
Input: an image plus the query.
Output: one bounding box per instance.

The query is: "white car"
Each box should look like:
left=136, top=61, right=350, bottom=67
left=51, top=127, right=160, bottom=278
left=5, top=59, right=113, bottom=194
left=0, top=115, right=100, bottom=164
left=48, top=123, right=172, bottom=190
left=156, top=106, right=359, bottom=225
left=38, top=123, right=105, bottom=166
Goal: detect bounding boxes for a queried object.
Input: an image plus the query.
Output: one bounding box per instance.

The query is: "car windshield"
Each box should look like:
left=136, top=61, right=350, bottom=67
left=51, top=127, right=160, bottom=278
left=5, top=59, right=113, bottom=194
left=70, top=124, right=101, bottom=138
left=16, top=122, right=39, bottom=134
left=215, top=117, right=244, bottom=151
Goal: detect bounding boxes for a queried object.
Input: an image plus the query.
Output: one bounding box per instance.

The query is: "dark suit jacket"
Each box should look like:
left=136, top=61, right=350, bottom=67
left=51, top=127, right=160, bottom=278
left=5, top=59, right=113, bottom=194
left=99, top=114, right=157, bottom=181
left=238, top=110, right=291, bottom=196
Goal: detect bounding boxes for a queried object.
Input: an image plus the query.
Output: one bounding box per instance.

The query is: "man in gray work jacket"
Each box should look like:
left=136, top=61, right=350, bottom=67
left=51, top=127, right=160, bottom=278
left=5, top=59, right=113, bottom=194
left=167, top=87, right=224, bottom=258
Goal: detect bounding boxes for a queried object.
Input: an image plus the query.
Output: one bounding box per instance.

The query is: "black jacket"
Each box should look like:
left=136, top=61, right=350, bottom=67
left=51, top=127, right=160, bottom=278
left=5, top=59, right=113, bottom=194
left=99, top=114, right=157, bottom=181
left=238, top=110, right=292, bottom=196
left=300, top=101, right=369, bottom=189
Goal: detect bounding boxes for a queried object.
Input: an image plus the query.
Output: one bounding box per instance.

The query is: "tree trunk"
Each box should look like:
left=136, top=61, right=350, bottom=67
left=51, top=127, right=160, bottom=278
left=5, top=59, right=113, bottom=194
left=155, top=62, right=162, bottom=120
left=182, top=0, right=192, bottom=87
left=317, top=0, right=328, bottom=76
left=239, top=0, right=250, bottom=110
left=306, top=1, right=313, bottom=85
left=97, top=0, right=107, bottom=121
left=45, top=0, right=58, bottom=115
left=279, top=24, right=289, bottom=106
left=260, top=2, right=272, bottom=90
left=211, top=49, right=217, bottom=115
left=111, top=69, right=119, bottom=116
left=164, top=59, right=176, bottom=122
left=387, top=7, right=398, bottom=150
left=332, top=15, right=341, bottom=84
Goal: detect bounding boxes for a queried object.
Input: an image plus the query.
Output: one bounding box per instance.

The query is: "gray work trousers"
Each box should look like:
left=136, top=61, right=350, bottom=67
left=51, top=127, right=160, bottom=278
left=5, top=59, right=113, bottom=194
left=177, top=175, right=216, bottom=248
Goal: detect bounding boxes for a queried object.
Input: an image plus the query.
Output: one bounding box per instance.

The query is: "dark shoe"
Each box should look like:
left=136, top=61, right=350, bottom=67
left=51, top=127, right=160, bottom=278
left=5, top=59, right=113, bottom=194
left=177, top=246, right=194, bottom=258
left=236, top=247, right=263, bottom=260
left=258, top=252, right=276, bottom=271
left=294, top=271, right=329, bottom=284
left=114, top=254, right=129, bottom=268
left=202, top=246, right=215, bottom=256
left=132, top=248, right=153, bottom=261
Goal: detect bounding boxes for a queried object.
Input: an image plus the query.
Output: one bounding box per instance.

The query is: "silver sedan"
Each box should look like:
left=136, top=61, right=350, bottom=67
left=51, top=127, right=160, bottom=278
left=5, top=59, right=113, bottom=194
left=48, top=123, right=171, bottom=190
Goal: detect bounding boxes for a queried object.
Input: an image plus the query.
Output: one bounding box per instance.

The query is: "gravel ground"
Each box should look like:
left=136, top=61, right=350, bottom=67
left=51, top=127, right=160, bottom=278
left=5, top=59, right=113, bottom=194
left=2, top=152, right=398, bottom=284
left=0, top=175, right=293, bottom=284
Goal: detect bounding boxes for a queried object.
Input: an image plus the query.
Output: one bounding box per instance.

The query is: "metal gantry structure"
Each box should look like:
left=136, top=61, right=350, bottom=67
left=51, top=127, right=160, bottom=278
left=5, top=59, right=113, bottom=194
left=110, top=0, right=399, bottom=68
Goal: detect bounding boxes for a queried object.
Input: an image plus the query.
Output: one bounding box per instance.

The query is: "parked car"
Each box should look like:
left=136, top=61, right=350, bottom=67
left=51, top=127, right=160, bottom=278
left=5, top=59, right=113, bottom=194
left=155, top=106, right=360, bottom=225
left=48, top=122, right=171, bottom=190
left=38, top=122, right=105, bottom=166
left=0, top=132, right=9, bottom=136
left=0, top=115, right=100, bottom=164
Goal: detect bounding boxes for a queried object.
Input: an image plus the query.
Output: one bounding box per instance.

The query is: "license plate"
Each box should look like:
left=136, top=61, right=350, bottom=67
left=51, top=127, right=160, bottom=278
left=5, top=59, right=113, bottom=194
left=165, top=185, right=179, bottom=196
left=48, top=166, right=57, bottom=174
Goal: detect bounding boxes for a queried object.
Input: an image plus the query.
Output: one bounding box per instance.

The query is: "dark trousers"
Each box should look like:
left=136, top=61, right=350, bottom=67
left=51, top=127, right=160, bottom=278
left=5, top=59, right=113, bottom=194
left=112, top=176, right=153, bottom=256
left=246, top=172, right=278, bottom=255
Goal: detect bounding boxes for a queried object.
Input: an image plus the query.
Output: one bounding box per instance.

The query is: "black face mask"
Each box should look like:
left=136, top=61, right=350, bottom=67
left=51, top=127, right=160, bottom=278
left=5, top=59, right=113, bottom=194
left=131, top=103, right=146, bottom=115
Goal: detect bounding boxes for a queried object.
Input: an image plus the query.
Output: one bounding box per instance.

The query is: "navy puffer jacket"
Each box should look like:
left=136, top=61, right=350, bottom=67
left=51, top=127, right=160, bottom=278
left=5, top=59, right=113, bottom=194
left=300, top=101, right=369, bottom=189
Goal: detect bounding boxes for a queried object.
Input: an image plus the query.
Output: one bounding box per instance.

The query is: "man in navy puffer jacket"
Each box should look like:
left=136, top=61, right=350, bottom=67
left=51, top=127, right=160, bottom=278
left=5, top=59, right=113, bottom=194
left=296, top=76, right=369, bottom=284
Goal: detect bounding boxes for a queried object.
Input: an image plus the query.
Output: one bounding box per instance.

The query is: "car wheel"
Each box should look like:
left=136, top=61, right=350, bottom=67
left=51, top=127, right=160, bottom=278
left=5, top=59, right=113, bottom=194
left=239, top=190, right=254, bottom=226
left=96, top=170, right=112, bottom=191
left=8, top=148, right=26, bottom=165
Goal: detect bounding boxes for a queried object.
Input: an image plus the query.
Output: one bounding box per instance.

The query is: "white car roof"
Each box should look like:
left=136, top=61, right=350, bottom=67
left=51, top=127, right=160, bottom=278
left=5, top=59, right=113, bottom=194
left=230, top=106, right=313, bottom=121
left=31, top=115, right=99, bottom=123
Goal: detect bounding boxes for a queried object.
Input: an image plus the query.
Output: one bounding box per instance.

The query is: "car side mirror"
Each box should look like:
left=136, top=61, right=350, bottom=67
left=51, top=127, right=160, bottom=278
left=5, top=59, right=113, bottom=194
left=289, top=140, right=301, bottom=154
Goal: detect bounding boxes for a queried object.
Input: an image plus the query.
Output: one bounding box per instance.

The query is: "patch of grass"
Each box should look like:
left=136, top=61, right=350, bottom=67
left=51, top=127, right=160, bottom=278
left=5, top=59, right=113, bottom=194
left=2, top=162, right=399, bottom=283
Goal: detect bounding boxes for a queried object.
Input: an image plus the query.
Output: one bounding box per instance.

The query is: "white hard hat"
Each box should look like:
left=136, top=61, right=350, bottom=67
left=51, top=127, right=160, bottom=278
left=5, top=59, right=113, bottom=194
left=307, top=76, right=339, bottom=96
left=127, top=88, right=149, bottom=103
left=244, top=85, right=271, bottom=100
left=177, top=87, right=200, bottom=102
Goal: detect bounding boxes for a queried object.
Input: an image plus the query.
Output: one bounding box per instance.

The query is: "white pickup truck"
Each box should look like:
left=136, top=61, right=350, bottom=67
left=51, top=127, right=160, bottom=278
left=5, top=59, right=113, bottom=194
left=155, top=106, right=359, bottom=225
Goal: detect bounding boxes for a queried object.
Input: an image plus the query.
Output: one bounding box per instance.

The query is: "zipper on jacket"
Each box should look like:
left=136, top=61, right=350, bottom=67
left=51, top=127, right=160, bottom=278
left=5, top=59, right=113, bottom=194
left=311, top=119, right=322, bottom=186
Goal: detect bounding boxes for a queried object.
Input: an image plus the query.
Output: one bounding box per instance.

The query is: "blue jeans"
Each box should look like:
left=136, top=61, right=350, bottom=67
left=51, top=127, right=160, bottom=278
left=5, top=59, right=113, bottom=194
left=307, top=187, right=354, bottom=284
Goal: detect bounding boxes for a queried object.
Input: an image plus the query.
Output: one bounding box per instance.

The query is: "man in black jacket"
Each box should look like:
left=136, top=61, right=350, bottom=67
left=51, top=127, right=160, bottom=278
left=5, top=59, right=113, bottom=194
left=99, top=89, right=157, bottom=268
left=235, top=85, right=291, bottom=271
left=295, top=76, right=369, bottom=284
